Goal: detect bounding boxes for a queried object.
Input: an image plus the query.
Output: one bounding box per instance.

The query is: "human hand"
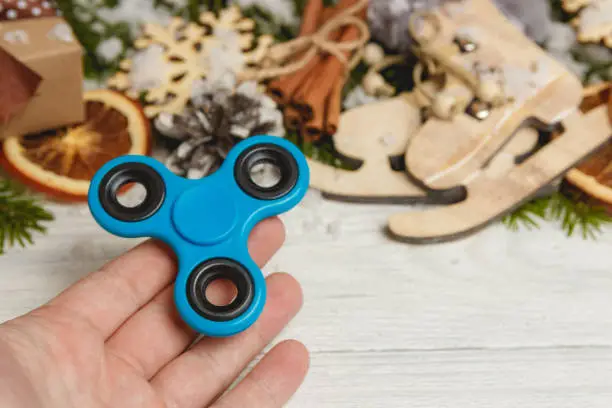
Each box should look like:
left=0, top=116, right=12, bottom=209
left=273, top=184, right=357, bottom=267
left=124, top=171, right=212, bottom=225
left=0, top=217, right=308, bottom=408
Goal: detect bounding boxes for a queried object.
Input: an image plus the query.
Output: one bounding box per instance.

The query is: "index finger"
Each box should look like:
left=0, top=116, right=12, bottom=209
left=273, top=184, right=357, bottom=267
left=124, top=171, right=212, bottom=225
left=43, top=217, right=285, bottom=339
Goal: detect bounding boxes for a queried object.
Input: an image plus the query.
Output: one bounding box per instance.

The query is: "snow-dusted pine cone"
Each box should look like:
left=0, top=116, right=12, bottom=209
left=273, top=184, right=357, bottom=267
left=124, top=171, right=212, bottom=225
left=155, top=78, right=285, bottom=179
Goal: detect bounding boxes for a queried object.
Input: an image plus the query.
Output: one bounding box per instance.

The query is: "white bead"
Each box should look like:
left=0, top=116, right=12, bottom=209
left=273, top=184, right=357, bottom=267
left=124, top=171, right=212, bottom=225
left=6, top=9, right=18, bottom=19
left=17, top=0, right=27, bottom=9
left=32, top=7, right=41, bottom=16
left=363, top=43, right=385, bottom=66
left=42, top=1, right=51, bottom=7
left=362, top=72, right=386, bottom=95
left=431, top=93, right=459, bottom=120
left=477, top=79, right=503, bottom=104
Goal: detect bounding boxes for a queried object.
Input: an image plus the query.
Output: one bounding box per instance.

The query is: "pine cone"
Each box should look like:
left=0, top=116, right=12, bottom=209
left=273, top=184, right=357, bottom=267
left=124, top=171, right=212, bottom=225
left=155, top=79, right=285, bottom=179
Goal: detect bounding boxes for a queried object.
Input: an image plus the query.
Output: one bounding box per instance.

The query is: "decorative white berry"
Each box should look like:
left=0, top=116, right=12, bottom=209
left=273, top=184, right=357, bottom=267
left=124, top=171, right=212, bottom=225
left=96, top=37, right=124, bottom=62
left=477, top=79, right=503, bottom=104
left=431, top=93, right=460, bottom=120
left=363, top=43, right=385, bottom=66
left=362, top=72, right=387, bottom=95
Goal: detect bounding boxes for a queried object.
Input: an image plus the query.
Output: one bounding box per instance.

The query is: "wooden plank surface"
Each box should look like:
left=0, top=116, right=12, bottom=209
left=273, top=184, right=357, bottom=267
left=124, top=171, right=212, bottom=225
left=1, top=190, right=611, bottom=407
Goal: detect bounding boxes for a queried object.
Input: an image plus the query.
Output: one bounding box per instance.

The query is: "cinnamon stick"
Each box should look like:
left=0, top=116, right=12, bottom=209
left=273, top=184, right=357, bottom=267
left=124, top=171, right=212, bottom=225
left=607, top=86, right=612, bottom=124
left=267, top=0, right=324, bottom=104
left=284, top=106, right=303, bottom=132
left=299, top=0, right=325, bottom=36
left=290, top=66, right=320, bottom=121
left=268, top=0, right=360, bottom=104
left=324, top=78, right=343, bottom=136
left=303, top=74, right=343, bottom=142
left=269, top=0, right=367, bottom=142
left=293, top=25, right=361, bottom=122
left=269, top=59, right=318, bottom=106
left=302, top=74, right=326, bottom=142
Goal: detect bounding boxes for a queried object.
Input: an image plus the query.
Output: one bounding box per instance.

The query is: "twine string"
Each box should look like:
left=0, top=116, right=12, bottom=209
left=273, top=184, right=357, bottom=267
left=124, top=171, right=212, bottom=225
left=243, top=0, right=370, bottom=81
left=409, top=10, right=481, bottom=104
left=408, top=9, right=510, bottom=114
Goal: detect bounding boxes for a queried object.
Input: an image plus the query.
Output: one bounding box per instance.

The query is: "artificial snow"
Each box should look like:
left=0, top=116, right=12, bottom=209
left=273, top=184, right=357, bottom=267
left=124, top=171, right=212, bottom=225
left=204, top=26, right=246, bottom=87
left=47, top=23, right=75, bottom=43
left=3, top=30, right=29, bottom=44
left=96, top=37, right=123, bottom=62
left=546, top=22, right=577, bottom=53
left=343, top=86, right=384, bottom=110
left=128, top=45, right=169, bottom=92
left=96, top=0, right=174, bottom=36
left=493, top=0, right=554, bottom=44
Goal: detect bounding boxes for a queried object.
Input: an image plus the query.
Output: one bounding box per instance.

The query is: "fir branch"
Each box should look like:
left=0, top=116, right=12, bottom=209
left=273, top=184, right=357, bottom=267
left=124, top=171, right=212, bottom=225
left=56, top=0, right=134, bottom=80
left=241, top=5, right=299, bottom=42
left=503, top=192, right=612, bottom=239
left=342, top=61, right=369, bottom=100
left=549, top=0, right=576, bottom=23
left=284, top=130, right=354, bottom=169
left=0, top=179, right=54, bottom=254
left=502, top=197, right=549, bottom=231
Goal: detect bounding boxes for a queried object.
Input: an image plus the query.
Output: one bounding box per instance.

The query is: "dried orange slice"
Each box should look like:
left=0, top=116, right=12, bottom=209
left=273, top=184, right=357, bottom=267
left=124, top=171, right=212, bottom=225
left=0, top=89, right=151, bottom=201
left=565, top=83, right=612, bottom=213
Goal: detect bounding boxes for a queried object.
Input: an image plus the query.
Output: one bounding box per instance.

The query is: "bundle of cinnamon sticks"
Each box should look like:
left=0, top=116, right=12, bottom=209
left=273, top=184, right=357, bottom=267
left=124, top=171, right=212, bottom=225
left=267, top=0, right=367, bottom=143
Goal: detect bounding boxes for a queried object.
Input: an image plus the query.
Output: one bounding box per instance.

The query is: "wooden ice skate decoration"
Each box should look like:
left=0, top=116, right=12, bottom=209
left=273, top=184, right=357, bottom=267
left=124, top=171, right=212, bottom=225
left=386, top=0, right=612, bottom=243
left=306, top=94, right=438, bottom=204
left=404, top=0, right=585, bottom=190
left=388, top=104, right=611, bottom=243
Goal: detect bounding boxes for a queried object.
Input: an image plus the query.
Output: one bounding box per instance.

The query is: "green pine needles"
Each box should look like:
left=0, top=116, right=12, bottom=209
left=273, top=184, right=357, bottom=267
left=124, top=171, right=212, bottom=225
left=0, top=178, right=54, bottom=254
left=503, top=191, right=612, bottom=239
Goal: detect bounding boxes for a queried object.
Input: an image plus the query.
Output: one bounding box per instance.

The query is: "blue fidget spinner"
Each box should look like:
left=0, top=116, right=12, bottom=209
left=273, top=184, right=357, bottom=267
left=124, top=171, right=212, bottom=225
left=88, top=135, right=309, bottom=337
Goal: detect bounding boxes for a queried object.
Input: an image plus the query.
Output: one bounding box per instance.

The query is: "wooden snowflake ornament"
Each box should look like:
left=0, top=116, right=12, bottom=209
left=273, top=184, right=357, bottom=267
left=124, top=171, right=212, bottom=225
left=562, top=0, right=592, bottom=13
left=563, top=0, right=612, bottom=48
left=107, top=6, right=274, bottom=118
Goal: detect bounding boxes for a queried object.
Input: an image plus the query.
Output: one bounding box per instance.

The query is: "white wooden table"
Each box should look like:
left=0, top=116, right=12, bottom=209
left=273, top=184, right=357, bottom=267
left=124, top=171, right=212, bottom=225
left=1, top=190, right=612, bottom=407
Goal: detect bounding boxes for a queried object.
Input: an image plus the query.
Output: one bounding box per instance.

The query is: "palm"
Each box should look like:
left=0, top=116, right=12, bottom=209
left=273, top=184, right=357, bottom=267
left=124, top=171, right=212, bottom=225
left=1, top=309, right=162, bottom=407
left=0, top=218, right=308, bottom=408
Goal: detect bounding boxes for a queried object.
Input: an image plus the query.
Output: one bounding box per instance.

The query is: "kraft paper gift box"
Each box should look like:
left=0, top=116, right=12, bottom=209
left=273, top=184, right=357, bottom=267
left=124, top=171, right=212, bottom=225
left=0, top=1, right=84, bottom=139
